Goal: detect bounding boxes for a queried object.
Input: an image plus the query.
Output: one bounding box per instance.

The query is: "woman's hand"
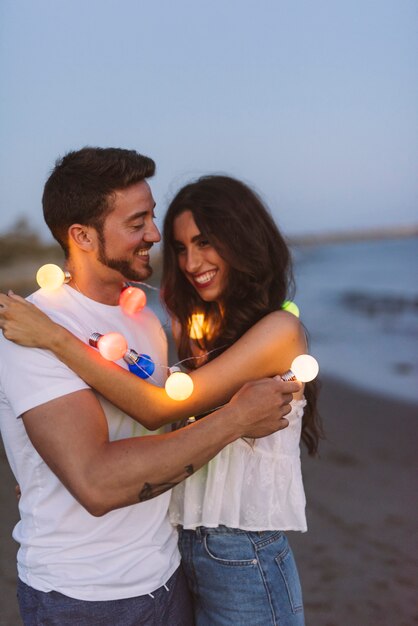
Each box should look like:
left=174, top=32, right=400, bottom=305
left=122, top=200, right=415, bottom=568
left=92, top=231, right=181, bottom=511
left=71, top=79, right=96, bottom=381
left=0, top=292, right=63, bottom=349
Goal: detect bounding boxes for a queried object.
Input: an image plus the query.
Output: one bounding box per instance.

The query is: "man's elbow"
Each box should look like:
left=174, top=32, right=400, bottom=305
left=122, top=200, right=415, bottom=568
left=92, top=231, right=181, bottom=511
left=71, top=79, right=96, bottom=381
left=69, top=478, right=115, bottom=517
left=84, top=501, right=108, bottom=517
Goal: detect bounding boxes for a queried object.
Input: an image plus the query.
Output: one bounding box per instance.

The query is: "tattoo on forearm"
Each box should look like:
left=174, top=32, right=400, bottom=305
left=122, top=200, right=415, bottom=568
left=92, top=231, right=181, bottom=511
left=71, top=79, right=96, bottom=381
left=138, top=464, right=195, bottom=502
left=185, top=464, right=194, bottom=476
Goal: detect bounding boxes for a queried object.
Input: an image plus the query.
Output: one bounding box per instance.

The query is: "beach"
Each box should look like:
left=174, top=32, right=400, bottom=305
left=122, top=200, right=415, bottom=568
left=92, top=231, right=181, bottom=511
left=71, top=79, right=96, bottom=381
left=0, top=375, right=417, bottom=625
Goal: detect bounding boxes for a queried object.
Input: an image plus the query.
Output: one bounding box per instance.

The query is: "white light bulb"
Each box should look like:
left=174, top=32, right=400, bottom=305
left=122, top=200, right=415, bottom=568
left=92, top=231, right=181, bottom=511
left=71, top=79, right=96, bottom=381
left=165, top=371, right=194, bottom=401
left=290, top=355, right=319, bottom=382
left=36, top=264, right=66, bottom=290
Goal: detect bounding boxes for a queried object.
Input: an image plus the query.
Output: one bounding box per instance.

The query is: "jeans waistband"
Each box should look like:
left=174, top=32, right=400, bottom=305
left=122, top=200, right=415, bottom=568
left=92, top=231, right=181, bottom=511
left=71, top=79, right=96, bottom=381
left=185, top=525, right=247, bottom=538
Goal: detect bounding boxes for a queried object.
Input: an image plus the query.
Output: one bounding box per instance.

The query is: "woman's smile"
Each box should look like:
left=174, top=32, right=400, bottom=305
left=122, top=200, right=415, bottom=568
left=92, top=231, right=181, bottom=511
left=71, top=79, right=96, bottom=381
left=190, top=269, right=218, bottom=288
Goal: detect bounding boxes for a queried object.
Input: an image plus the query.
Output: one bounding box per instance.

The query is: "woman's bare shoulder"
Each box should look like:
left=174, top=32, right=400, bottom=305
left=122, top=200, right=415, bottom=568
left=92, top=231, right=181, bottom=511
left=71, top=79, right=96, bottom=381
left=247, top=309, right=305, bottom=343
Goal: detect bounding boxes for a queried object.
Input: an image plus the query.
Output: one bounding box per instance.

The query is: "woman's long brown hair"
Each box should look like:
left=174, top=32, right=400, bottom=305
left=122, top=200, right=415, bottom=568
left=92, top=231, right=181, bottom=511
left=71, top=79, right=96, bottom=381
left=162, top=175, right=323, bottom=455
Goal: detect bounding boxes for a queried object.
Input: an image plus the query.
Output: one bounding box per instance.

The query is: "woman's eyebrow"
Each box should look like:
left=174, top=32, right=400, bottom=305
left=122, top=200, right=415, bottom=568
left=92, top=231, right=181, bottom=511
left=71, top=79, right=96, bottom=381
left=173, top=232, right=203, bottom=245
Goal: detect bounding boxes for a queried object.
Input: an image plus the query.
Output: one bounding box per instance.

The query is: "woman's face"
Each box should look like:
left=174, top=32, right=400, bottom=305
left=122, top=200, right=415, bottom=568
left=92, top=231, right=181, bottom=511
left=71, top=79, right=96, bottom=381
left=172, top=210, right=229, bottom=303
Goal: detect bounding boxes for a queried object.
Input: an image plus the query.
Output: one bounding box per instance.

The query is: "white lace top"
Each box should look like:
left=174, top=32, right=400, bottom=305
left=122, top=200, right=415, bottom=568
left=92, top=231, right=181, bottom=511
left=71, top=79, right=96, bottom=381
left=169, top=398, right=307, bottom=532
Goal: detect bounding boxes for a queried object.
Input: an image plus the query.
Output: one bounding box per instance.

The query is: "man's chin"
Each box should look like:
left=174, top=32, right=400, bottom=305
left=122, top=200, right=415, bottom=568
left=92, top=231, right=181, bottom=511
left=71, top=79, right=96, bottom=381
left=99, top=257, right=153, bottom=283
left=123, top=264, right=153, bottom=283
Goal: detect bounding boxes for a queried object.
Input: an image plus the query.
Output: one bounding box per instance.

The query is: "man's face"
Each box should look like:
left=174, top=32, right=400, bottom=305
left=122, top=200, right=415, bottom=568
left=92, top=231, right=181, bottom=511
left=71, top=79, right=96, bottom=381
left=97, top=181, right=161, bottom=282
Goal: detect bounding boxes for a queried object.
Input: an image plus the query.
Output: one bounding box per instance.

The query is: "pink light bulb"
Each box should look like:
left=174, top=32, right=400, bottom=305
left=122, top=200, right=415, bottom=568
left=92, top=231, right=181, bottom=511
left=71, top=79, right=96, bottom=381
left=119, top=287, right=147, bottom=316
left=97, top=333, right=128, bottom=361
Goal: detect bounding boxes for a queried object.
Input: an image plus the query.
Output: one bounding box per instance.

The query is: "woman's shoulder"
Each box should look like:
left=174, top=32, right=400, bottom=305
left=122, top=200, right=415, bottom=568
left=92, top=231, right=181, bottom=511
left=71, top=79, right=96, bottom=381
left=236, top=310, right=307, bottom=380
left=249, top=309, right=305, bottom=343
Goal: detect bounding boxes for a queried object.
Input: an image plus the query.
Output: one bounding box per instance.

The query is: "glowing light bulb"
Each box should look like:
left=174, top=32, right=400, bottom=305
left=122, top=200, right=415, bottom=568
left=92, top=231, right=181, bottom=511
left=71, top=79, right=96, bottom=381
left=281, top=354, right=319, bottom=383
left=119, top=287, right=147, bottom=316
left=165, top=371, right=194, bottom=401
left=189, top=313, right=206, bottom=340
left=36, top=264, right=70, bottom=290
left=90, top=332, right=128, bottom=361
left=282, top=301, right=300, bottom=318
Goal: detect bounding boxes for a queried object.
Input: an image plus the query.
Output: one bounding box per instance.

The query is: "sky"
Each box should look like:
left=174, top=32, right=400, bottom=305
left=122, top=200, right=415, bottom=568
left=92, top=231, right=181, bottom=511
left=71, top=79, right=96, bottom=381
left=0, top=0, right=417, bottom=240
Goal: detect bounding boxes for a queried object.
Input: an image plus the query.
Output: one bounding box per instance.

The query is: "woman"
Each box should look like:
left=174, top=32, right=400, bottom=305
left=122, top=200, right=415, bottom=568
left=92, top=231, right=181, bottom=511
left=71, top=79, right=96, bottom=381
left=1, top=175, right=321, bottom=625
left=163, top=175, right=320, bottom=626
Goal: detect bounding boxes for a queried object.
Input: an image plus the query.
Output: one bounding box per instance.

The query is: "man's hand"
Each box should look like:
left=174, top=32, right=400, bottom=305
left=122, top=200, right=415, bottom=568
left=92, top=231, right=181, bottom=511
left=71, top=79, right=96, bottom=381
left=227, top=377, right=301, bottom=438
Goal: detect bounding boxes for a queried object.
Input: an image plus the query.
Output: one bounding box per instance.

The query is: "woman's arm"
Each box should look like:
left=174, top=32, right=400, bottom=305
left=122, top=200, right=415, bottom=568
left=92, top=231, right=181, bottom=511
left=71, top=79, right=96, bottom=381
left=0, top=294, right=305, bottom=427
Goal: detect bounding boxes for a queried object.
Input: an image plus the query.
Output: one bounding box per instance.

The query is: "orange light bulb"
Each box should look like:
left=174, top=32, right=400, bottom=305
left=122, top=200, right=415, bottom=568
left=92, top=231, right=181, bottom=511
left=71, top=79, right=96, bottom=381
left=189, top=313, right=206, bottom=340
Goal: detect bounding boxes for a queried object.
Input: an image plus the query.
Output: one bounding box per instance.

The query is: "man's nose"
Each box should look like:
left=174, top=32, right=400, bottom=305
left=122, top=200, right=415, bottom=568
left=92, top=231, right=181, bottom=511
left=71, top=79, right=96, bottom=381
left=144, top=221, right=161, bottom=244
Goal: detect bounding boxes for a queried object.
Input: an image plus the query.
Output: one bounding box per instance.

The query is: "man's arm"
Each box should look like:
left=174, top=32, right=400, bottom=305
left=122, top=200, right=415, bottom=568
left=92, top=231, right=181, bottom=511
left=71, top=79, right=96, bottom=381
left=23, top=377, right=299, bottom=516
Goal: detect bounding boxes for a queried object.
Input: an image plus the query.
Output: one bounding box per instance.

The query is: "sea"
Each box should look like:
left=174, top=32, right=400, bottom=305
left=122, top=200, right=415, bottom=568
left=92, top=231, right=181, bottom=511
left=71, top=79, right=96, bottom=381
left=145, top=237, right=418, bottom=405
left=292, top=236, right=418, bottom=405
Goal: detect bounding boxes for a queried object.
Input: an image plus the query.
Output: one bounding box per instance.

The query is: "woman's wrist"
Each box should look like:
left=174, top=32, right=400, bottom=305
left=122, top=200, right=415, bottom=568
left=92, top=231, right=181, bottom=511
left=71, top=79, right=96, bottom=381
left=47, top=323, right=71, bottom=354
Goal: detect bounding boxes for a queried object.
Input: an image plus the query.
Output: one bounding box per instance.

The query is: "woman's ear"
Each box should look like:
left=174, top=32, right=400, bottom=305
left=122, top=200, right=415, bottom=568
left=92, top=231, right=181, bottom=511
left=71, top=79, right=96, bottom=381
left=67, top=224, right=98, bottom=252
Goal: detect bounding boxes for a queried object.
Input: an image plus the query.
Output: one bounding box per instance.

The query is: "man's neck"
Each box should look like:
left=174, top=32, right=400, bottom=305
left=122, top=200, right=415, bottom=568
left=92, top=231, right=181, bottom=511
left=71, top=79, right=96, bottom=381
left=67, top=264, right=125, bottom=306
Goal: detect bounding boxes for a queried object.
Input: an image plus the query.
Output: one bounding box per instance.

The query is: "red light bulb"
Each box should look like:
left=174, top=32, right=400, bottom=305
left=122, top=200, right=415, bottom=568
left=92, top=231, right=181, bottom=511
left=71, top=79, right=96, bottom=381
left=119, top=287, right=147, bottom=316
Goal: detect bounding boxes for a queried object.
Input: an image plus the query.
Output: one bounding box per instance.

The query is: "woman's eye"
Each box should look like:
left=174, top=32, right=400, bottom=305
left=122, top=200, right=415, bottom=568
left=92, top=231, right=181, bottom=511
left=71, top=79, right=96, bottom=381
left=198, top=239, right=210, bottom=248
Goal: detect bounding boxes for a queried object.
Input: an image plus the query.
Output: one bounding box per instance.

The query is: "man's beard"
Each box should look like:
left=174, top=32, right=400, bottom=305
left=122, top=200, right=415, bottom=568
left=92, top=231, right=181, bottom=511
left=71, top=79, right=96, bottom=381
left=97, top=235, right=152, bottom=282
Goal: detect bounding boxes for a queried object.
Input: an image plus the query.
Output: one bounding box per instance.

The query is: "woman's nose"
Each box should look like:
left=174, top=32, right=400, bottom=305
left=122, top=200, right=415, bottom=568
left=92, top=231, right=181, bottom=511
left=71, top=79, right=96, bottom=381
left=185, top=248, right=202, bottom=273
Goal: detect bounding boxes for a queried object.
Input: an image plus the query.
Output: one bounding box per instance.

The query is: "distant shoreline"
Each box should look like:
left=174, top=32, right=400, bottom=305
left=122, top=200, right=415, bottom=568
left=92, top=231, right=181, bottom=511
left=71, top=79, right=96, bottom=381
left=288, top=224, right=418, bottom=246
left=1, top=221, right=418, bottom=258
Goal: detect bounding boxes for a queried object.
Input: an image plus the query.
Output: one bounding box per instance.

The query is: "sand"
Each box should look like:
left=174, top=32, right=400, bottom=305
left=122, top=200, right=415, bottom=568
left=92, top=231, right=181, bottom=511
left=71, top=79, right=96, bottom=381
left=0, top=376, right=417, bottom=626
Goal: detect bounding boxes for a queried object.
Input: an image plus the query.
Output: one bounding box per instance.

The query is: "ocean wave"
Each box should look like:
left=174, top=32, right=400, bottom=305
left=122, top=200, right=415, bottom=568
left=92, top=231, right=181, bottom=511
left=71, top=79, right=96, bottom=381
left=340, top=291, right=418, bottom=316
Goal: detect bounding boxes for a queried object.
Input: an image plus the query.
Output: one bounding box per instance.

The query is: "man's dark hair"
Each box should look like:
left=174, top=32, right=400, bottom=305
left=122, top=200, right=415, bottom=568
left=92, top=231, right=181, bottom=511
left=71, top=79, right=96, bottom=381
left=42, top=147, right=155, bottom=256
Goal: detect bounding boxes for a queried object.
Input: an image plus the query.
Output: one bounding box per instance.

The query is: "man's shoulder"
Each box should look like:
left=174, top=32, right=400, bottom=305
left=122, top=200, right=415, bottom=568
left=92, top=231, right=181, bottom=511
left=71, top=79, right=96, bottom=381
left=28, top=287, right=89, bottom=339
left=139, top=305, right=164, bottom=327
left=0, top=288, right=90, bottom=415
left=135, top=307, right=167, bottom=344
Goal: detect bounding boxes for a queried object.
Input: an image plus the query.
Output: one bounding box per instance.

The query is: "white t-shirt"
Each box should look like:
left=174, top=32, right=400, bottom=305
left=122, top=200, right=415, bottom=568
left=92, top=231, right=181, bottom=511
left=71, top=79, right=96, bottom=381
left=169, top=398, right=307, bottom=532
left=0, top=285, right=180, bottom=600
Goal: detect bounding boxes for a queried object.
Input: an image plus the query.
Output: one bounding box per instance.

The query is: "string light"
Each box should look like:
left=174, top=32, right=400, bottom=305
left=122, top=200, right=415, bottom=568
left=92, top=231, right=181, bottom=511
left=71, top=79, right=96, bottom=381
left=165, top=369, right=194, bottom=401
left=89, top=332, right=194, bottom=400
left=119, top=286, right=147, bottom=316
left=36, top=264, right=71, bottom=290
left=281, top=354, right=319, bottom=383
left=33, top=266, right=200, bottom=400
left=282, top=301, right=300, bottom=318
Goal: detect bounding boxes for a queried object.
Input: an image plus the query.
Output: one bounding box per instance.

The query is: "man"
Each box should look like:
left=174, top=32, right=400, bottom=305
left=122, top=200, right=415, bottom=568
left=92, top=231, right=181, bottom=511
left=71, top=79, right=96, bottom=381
left=0, top=147, right=299, bottom=625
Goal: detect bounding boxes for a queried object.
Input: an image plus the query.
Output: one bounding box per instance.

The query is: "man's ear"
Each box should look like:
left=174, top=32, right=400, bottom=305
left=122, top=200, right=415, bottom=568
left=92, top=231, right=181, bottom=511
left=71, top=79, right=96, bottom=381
left=68, top=224, right=99, bottom=252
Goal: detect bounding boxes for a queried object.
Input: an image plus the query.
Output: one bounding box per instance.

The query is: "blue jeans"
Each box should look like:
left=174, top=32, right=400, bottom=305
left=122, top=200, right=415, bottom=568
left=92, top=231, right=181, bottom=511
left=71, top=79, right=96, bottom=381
left=17, top=565, right=194, bottom=626
left=179, top=526, right=304, bottom=626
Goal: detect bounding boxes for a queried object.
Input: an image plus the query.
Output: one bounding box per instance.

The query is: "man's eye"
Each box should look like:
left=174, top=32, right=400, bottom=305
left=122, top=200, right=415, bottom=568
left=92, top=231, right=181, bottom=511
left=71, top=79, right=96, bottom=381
left=132, top=223, right=145, bottom=231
